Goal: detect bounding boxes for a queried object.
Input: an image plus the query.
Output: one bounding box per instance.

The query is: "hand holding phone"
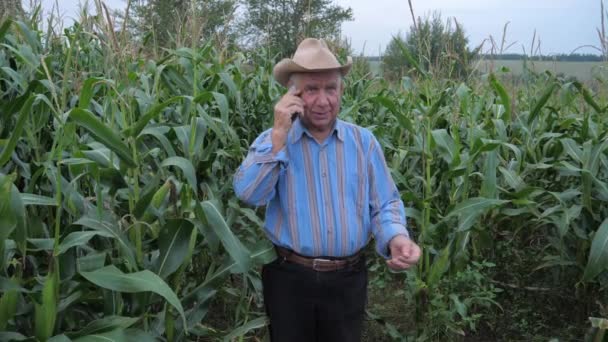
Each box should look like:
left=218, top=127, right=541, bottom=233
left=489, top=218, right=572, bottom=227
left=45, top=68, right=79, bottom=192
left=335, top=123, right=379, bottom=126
left=274, top=86, right=303, bottom=131
left=289, top=85, right=302, bottom=122
left=271, top=85, right=304, bottom=153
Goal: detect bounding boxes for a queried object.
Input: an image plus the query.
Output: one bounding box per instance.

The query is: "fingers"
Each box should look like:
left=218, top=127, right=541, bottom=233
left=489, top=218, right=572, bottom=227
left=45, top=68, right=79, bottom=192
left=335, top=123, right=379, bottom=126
left=274, top=88, right=304, bottom=132
left=401, top=241, right=421, bottom=264
left=400, top=243, right=411, bottom=259
left=288, top=85, right=302, bottom=96
left=400, top=242, right=419, bottom=263
left=389, top=239, right=421, bottom=269
left=386, top=258, right=415, bottom=271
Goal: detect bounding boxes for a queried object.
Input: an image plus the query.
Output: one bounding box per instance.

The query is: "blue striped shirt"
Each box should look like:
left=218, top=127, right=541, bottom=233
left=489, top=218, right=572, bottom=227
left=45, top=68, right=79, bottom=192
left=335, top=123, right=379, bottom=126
left=233, top=118, right=409, bottom=258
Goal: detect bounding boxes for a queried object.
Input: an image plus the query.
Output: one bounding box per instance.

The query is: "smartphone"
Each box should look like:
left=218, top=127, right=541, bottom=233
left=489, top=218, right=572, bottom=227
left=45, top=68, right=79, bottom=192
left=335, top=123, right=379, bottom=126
left=291, top=111, right=300, bottom=122
left=289, top=85, right=301, bottom=122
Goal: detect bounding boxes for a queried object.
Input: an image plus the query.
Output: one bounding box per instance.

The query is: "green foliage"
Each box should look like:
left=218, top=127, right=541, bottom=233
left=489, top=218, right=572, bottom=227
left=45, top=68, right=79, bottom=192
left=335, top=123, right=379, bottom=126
left=344, top=66, right=607, bottom=339
left=239, top=0, right=353, bottom=57
left=0, top=16, right=276, bottom=340
left=422, top=261, right=502, bottom=339
left=382, top=12, right=479, bottom=80
left=129, top=0, right=238, bottom=50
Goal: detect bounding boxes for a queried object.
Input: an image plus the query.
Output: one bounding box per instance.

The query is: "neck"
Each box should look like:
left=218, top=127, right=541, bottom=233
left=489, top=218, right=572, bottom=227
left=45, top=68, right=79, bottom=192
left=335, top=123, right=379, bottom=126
left=301, top=119, right=337, bottom=144
left=310, top=130, right=330, bottom=144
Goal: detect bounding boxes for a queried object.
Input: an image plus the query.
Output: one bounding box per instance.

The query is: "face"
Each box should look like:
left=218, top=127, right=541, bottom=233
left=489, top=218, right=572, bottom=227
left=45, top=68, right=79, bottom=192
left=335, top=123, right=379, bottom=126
left=291, top=70, right=343, bottom=136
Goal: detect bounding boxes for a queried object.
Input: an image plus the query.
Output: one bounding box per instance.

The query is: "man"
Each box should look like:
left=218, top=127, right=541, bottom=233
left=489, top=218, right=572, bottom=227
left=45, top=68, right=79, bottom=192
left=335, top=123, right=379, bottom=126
left=233, top=38, right=421, bottom=342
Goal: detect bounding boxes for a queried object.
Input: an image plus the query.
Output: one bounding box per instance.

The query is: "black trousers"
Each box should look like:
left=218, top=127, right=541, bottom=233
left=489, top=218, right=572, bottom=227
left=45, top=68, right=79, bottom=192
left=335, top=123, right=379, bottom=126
left=261, top=256, right=368, bottom=342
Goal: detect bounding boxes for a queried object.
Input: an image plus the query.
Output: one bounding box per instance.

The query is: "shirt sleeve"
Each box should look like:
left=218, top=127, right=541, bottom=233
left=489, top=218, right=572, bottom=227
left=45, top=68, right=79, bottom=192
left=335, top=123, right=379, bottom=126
left=367, top=136, right=410, bottom=259
left=233, top=129, right=288, bottom=206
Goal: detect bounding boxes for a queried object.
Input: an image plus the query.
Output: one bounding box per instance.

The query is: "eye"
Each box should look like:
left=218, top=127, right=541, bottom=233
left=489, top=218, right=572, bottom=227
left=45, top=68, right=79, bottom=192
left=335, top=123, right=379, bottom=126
left=325, top=86, right=337, bottom=94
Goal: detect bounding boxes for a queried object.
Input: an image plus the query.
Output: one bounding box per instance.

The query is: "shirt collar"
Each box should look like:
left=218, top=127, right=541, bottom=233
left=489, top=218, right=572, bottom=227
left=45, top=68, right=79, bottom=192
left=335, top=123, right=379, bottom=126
left=289, top=118, right=345, bottom=144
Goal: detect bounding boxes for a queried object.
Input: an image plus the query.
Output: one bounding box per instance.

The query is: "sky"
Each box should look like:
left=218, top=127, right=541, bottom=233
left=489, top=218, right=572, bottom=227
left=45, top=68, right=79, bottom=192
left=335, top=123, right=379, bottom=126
left=38, top=0, right=603, bottom=56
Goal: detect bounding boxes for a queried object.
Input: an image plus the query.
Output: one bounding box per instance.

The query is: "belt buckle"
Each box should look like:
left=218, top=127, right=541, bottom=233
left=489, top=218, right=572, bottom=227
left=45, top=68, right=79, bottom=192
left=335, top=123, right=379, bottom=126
left=312, top=258, right=332, bottom=272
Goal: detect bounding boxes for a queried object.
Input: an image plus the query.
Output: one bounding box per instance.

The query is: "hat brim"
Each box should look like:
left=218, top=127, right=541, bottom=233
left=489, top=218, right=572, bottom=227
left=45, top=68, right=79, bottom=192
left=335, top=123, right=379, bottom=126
left=273, top=56, right=353, bottom=87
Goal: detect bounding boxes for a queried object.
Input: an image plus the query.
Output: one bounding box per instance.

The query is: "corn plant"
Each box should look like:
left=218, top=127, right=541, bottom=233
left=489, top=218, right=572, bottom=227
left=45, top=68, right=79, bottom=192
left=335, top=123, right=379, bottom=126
left=0, top=15, right=280, bottom=341
left=344, top=57, right=608, bottom=338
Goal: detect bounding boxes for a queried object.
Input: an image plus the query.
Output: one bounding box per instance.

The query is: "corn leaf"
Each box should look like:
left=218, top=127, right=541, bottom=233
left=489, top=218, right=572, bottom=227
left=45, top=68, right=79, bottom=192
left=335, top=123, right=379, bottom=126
left=0, top=279, right=18, bottom=330
left=125, top=96, right=185, bottom=137
left=74, top=215, right=137, bottom=271
left=432, top=129, right=457, bottom=164
left=528, top=81, right=557, bottom=124
left=0, top=96, right=34, bottom=167
left=21, top=193, right=57, bottom=206
left=427, top=243, right=452, bottom=288
left=223, top=316, right=268, bottom=341
left=56, top=231, right=115, bottom=255
left=35, top=270, right=58, bottom=341
left=161, top=157, right=198, bottom=194
left=0, top=19, right=12, bottom=41
left=196, top=201, right=251, bottom=273
left=583, top=218, right=608, bottom=281
left=489, top=73, right=512, bottom=121
left=69, top=109, right=136, bottom=168
left=78, top=77, right=109, bottom=110
left=80, top=265, right=187, bottom=328
left=67, top=316, right=139, bottom=338
left=155, top=219, right=194, bottom=279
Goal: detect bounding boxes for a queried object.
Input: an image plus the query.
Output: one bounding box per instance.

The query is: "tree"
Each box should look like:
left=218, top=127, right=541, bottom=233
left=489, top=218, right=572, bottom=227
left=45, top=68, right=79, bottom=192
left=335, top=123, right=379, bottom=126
left=239, top=0, right=353, bottom=58
left=129, top=0, right=237, bottom=49
left=382, top=12, right=479, bottom=80
left=382, top=33, right=409, bottom=81
left=1, top=0, right=24, bottom=20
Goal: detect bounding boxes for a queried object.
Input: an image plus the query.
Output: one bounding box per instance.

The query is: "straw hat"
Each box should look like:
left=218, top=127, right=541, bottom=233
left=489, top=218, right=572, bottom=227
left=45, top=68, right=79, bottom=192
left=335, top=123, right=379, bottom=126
left=273, top=38, right=353, bottom=87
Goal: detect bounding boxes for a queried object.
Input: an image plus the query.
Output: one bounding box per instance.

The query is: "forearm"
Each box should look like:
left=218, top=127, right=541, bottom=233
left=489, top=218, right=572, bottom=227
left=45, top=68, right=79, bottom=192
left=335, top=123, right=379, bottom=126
left=233, top=131, right=288, bottom=206
left=234, top=161, right=281, bottom=205
left=271, top=129, right=288, bottom=154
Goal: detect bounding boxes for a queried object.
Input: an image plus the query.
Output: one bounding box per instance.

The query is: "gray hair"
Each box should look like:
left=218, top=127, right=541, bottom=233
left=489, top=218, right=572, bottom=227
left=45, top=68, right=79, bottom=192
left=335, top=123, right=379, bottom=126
left=287, top=71, right=344, bottom=88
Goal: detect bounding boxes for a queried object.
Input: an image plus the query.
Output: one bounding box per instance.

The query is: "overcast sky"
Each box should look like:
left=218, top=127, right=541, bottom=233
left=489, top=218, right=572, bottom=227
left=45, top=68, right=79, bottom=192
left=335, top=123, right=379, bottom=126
left=39, top=0, right=603, bottom=56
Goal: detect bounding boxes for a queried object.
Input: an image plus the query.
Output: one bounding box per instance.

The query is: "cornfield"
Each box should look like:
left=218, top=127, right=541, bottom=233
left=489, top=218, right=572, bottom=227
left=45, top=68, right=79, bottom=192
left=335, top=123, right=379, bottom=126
left=1, top=9, right=607, bottom=342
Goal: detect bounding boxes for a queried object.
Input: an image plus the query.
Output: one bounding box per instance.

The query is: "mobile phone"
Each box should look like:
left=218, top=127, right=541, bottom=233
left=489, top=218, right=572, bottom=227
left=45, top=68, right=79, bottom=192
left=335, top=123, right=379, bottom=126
left=291, top=111, right=300, bottom=122
left=289, top=85, right=301, bottom=122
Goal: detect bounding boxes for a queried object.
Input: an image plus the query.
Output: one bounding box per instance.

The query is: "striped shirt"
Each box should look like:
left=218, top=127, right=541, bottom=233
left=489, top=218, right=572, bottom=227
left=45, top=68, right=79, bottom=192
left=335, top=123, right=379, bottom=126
left=233, top=118, right=409, bottom=258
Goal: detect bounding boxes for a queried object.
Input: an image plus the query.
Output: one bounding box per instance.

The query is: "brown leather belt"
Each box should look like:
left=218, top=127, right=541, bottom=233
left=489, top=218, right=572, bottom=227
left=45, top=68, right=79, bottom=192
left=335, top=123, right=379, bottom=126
left=275, top=246, right=363, bottom=272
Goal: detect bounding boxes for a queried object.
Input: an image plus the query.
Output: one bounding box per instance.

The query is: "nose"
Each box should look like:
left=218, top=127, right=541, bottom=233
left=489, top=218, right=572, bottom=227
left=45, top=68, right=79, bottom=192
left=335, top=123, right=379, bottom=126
left=316, top=90, right=330, bottom=107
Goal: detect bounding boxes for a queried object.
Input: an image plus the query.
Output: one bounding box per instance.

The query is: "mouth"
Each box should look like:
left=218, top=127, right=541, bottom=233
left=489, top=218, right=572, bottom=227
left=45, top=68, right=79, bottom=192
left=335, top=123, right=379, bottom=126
left=311, top=112, right=328, bottom=119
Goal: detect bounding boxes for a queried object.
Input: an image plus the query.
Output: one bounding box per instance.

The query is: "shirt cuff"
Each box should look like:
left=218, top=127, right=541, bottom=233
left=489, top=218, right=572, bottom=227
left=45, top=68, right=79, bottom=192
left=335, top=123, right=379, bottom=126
left=376, top=224, right=410, bottom=259
left=252, top=144, right=289, bottom=165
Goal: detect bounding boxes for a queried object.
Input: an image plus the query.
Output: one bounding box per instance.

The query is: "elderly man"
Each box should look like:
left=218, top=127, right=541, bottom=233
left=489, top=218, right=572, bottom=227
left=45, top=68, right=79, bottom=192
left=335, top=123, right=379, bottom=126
left=233, top=38, right=421, bottom=342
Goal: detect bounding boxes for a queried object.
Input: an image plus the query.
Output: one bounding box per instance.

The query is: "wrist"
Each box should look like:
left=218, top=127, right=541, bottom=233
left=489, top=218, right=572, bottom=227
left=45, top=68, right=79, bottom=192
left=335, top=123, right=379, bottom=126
left=388, top=234, right=409, bottom=252
left=271, top=129, right=288, bottom=153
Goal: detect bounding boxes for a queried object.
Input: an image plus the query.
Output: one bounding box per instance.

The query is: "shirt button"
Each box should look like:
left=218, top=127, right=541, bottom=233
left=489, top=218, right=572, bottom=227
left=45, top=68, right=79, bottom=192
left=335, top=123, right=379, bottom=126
left=322, top=172, right=327, bottom=177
